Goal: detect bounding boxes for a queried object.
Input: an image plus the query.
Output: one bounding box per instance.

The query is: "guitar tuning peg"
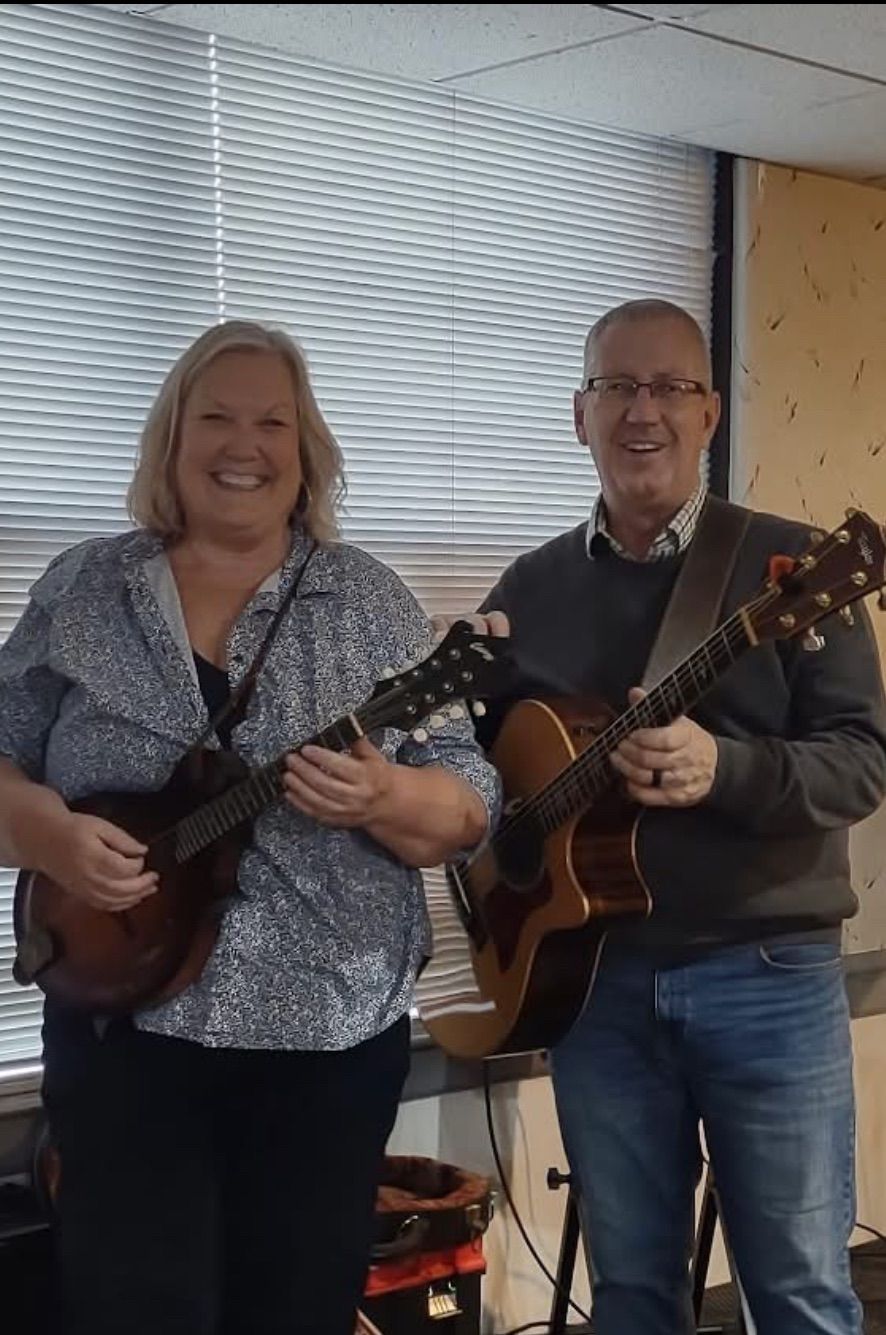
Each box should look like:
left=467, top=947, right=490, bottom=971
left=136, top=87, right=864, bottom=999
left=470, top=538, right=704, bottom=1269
left=802, top=627, right=826, bottom=652
left=429, top=713, right=445, bottom=729
left=381, top=667, right=395, bottom=679
left=839, top=606, right=855, bottom=628
left=447, top=704, right=466, bottom=720
left=412, top=727, right=429, bottom=743
left=471, top=701, right=487, bottom=717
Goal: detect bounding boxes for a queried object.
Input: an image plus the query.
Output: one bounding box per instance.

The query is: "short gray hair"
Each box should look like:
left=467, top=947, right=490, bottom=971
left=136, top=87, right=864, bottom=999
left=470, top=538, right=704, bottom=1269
left=582, top=299, right=711, bottom=385
left=128, top=320, right=346, bottom=543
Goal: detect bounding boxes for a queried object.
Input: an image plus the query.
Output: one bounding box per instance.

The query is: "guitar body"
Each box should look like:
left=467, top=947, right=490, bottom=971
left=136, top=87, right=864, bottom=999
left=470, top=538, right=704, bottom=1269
left=13, top=749, right=252, bottom=1014
left=418, top=697, right=651, bottom=1059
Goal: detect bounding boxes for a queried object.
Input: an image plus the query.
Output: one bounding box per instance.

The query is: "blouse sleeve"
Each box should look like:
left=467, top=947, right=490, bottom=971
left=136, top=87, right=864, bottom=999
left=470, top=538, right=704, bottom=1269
left=0, top=599, right=68, bottom=781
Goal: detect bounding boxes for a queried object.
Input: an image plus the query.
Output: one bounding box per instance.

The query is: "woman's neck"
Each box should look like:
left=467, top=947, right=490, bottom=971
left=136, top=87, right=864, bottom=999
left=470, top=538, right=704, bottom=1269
left=169, top=526, right=292, bottom=586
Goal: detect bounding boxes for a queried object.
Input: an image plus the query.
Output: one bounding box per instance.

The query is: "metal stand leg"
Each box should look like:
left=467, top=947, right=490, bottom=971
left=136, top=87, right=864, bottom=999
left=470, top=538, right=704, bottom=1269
left=547, top=1167, right=584, bottom=1334
left=691, top=1165, right=748, bottom=1335
left=546, top=1161, right=749, bottom=1335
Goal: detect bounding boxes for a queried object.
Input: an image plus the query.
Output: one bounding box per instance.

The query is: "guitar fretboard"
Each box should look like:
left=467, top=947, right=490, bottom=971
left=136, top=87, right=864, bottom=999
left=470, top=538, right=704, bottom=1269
left=508, top=610, right=756, bottom=839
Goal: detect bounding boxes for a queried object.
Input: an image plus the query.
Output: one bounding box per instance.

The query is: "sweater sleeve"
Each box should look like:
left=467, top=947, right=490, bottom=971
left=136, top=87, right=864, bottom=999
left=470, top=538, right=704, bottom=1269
left=705, top=602, right=886, bottom=834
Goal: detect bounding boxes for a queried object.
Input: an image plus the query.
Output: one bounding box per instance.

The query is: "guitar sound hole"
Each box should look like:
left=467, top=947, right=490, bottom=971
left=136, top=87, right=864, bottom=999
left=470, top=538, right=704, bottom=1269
left=495, top=813, right=546, bottom=894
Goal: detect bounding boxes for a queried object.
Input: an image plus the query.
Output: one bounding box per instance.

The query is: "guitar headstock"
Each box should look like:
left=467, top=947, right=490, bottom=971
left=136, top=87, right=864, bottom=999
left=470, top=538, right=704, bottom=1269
left=363, top=620, right=511, bottom=737
left=749, top=509, right=886, bottom=645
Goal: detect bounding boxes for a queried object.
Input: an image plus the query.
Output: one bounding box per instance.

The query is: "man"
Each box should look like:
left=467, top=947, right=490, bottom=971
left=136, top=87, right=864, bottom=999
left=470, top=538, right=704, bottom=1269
left=444, top=299, right=886, bottom=1335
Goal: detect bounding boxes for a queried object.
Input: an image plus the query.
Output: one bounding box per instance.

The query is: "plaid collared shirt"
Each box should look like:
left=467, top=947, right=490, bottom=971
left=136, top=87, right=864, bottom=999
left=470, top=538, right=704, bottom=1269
left=587, top=484, right=707, bottom=562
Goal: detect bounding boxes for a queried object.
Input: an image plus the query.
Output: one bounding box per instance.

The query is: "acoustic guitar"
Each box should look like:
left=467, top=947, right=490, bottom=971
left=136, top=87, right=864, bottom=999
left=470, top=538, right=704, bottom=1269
left=417, top=509, right=886, bottom=1060
left=13, top=621, right=509, bottom=1014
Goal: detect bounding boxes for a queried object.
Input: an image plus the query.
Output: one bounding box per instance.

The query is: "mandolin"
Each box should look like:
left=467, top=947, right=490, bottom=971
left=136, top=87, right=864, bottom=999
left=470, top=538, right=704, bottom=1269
left=13, top=621, right=509, bottom=1014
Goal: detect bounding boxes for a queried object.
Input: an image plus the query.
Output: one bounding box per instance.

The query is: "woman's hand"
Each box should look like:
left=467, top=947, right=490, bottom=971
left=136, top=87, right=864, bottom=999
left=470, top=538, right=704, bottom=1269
left=38, top=811, right=159, bottom=911
left=283, top=738, right=488, bottom=866
left=283, top=738, right=394, bottom=828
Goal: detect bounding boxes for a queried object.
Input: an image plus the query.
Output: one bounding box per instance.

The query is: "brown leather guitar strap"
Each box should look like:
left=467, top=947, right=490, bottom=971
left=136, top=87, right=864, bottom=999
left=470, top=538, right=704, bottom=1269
left=640, top=493, right=751, bottom=690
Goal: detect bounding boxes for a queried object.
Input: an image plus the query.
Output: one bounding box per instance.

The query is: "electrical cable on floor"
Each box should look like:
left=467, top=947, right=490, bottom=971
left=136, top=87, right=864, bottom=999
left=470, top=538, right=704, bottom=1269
left=483, top=1061, right=592, bottom=1331
left=498, top=1324, right=553, bottom=1335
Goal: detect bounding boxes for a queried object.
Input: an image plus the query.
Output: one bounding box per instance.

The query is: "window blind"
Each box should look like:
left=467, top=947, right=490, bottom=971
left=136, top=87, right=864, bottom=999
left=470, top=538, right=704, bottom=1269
left=212, top=37, right=715, bottom=607
left=0, top=1, right=714, bottom=1075
left=0, top=1, right=220, bottom=1068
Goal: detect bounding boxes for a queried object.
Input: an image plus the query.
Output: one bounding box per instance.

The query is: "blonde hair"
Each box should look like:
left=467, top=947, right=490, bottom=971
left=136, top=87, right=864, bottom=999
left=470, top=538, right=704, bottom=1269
left=127, top=320, right=346, bottom=543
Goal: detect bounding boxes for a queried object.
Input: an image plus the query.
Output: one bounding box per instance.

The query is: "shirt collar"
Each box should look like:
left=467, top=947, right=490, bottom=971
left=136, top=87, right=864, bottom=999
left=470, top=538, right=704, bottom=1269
left=124, top=523, right=338, bottom=627
left=586, top=484, right=707, bottom=562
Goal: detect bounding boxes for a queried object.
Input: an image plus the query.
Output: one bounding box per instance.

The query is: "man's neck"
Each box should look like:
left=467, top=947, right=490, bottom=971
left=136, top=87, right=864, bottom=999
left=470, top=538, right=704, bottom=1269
left=605, top=500, right=686, bottom=560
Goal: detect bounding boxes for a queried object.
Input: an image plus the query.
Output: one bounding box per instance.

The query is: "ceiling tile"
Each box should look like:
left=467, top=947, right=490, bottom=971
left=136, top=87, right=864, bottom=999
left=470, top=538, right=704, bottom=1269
left=681, top=89, right=886, bottom=180
left=686, top=4, right=886, bottom=82
left=88, top=4, right=173, bottom=11
left=620, top=3, right=740, bottom=16
left=130, top=4, right=646, bottom=81
left=449, top=25, right=867, bottom=139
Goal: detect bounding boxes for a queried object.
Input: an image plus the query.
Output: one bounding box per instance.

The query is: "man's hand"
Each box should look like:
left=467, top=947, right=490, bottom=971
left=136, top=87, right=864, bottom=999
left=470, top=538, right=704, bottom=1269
left=611, top=687, right=718, bottom=807
left=430, top=611, right=510, bottom=640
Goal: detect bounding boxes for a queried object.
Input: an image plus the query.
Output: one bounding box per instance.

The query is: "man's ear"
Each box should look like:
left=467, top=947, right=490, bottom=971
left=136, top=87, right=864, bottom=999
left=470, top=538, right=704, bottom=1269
left=574, top=390, right=588, bottom=447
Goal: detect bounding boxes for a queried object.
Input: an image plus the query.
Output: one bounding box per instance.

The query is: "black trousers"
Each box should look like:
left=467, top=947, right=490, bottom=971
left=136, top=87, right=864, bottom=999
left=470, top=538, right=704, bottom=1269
left=41, top=1006, right=410, bottom=1335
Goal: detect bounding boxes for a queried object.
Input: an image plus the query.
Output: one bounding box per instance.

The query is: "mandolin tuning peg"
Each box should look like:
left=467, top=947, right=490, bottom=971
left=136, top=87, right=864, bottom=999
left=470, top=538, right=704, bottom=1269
left=429, top=713, right=446, bottom=729
left=412, top=727, right=429, bottom=743
left=447, top=704, right=466, bottom=720
left=380, top=666, right=395, bottom=679
left=839, top=606, right=855, bottom=628
left=471, top=701, right=487, bottom=717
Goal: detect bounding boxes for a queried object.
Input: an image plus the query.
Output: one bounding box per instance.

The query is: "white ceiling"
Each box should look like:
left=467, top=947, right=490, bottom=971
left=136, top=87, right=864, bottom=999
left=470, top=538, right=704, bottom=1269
left=90, top=3, right=886, bottom=182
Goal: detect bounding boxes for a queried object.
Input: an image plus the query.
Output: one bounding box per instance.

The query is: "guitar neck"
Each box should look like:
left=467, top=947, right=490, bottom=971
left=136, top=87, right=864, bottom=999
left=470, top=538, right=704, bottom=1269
left=169, top=710, right=367, bottom=864
left=527, top=607, right=757, bottom=835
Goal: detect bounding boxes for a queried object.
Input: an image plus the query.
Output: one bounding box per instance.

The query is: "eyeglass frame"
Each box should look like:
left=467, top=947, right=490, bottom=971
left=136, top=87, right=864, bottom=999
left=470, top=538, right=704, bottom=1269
left=581, top=376, right=710, bottom=401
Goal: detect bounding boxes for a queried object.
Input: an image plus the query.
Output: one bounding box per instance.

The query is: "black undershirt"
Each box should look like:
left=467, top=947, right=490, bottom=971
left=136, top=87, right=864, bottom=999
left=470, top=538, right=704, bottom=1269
left=193, top=651, right=233, bottom=748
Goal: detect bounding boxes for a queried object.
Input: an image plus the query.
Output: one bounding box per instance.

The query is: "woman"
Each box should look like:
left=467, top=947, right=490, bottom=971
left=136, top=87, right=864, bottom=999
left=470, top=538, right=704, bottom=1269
left=0, top=320, right=500, bottom=1335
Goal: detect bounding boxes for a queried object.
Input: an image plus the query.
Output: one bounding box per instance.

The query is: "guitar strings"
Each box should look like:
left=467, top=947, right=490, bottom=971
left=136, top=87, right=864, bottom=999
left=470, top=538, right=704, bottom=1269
left=491, top=569, right=809, bottom=845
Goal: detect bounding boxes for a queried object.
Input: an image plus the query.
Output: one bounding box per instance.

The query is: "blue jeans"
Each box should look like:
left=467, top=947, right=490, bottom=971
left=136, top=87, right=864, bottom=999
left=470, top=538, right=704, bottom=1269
left=551, top=939, right=861, bottom=1335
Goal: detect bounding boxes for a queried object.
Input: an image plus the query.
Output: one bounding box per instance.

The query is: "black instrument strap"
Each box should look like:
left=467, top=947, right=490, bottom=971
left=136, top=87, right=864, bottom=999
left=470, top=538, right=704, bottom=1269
left=188, top=539, right=318, bottom=753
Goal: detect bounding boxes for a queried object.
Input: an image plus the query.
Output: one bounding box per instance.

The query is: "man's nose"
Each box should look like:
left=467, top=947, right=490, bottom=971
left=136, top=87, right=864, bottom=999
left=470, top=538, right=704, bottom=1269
left=624, top=384, right=661, bottom=421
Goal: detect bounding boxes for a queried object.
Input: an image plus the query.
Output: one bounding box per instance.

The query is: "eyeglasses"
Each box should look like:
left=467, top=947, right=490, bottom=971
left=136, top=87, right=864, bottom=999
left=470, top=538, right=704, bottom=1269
left=584, top=377, right=708, bottom=403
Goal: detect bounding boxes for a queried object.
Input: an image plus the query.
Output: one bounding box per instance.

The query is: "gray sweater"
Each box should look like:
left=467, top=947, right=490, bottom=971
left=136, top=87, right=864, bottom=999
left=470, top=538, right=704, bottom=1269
left=479, top=507, right=886, bottom=948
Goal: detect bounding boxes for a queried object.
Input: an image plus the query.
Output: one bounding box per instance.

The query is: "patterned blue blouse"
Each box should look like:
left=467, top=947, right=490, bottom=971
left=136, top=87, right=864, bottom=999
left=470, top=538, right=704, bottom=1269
left=0, top=524, right=500, bottom=1051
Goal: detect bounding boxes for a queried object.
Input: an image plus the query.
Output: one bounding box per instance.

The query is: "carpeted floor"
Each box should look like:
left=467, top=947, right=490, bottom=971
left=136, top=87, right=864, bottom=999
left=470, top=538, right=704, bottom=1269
left=697, top=1238, right=886, bottom=1335
left=543, top=1238, right=886, bottom=1334
left=3, top=1191, right=886, bottom=1334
